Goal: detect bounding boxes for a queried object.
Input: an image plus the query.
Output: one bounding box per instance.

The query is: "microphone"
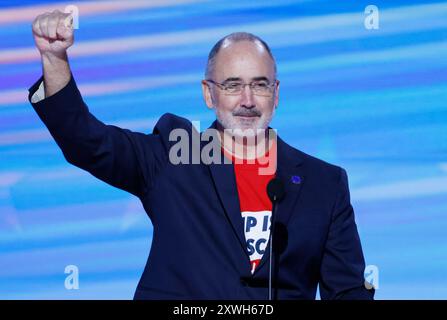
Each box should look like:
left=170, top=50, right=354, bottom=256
left=266, top=177, right=285, bottom=300
left=267, top=177, right=285, bottom=203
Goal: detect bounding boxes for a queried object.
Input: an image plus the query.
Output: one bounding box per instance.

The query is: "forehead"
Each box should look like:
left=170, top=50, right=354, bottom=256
left=213, top=40, right=275, bottom=80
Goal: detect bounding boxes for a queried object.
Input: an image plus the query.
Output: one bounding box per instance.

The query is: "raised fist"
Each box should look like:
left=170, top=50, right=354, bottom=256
left=32, top=9, right=74, bottom=57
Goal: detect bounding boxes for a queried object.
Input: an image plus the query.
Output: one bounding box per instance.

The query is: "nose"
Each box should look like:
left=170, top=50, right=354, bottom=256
left=240, top=84, right=255, bottom=108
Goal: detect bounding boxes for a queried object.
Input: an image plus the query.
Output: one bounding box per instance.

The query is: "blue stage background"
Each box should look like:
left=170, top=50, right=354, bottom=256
left=1, top=0, right=446, bottom=299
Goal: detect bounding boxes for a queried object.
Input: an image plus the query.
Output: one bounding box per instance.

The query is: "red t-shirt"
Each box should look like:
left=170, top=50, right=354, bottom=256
left=223, top=139, right=277, bottom=274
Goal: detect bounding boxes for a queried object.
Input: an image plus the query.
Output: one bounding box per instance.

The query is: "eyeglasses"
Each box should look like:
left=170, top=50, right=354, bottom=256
left=205, top=79, right=277, bottom=96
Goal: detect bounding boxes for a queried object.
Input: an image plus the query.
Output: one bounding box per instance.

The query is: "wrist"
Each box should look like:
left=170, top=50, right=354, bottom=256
left=41, top=51, right=68, bottom=66
left=40, top=51, right=71, bottom=98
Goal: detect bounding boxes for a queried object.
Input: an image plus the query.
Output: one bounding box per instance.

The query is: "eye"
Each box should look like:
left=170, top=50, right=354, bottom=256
left=226, top=82, right=242, bottom=89
left=253, top=82, right=269, bottom=88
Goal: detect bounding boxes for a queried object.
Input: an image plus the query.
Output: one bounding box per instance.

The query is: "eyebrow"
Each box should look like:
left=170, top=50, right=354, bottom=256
left=222, top=76, right=271, bottom=83
left=252, top=76, right=270, bottom=82
left=222, top=77, right=242, bottom=83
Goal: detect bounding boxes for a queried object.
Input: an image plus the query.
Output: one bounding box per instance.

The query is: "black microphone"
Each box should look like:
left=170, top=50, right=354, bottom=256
left=267, top=177, right=285, bottom=203
left=266, top=177, right=285, bottom=300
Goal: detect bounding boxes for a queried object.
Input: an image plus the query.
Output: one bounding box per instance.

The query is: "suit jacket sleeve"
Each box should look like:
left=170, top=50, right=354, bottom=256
left=319, top=168, right=375, bottom=300
left=28, top=74, right=163, bottom=198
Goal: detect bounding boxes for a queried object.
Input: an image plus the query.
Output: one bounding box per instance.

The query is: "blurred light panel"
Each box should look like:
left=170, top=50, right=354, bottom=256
left=0, top=0, right=446, bottom=299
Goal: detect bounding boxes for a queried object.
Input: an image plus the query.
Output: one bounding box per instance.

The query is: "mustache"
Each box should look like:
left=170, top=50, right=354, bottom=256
left=232, top=108, right=261, bottom=117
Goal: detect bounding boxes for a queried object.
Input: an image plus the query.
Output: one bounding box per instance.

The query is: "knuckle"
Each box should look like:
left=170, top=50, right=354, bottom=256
left=56, top=10, right=65, bottom=18
left=48, top=17, right=58, bottom=26
left=40, top=12, right=50, bottom=21
left=34, top=15, right=43, bottom=24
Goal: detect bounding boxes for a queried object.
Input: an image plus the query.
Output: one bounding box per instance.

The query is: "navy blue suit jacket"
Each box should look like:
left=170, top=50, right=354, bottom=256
left=29, top=75, right=374, bottom=300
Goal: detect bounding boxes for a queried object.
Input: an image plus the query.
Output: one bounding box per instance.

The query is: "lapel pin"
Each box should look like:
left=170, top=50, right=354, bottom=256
left=291, top=175, right=301, bottom=184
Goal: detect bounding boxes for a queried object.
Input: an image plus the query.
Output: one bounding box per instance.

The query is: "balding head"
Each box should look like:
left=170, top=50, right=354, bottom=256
left=205, top=32, right=277, bottom=80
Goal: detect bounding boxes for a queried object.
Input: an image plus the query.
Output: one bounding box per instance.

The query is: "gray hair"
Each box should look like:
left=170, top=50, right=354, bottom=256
left=205, top=32, right=277, bottom=80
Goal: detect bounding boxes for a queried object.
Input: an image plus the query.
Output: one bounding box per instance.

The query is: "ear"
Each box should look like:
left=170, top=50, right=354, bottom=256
left=201, top=80, right=214, bottom=109
left=274, top=80, right=280, bottom=109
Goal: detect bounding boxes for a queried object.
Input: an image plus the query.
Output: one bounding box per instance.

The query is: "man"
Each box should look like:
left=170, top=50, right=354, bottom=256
left=29, top=10, right=374, bottom=300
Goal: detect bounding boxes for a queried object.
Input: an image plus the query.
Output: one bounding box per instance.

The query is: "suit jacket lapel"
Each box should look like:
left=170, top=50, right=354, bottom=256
left=252, top=135, right=306, bottom=275
left=205, top=122, right=250, bottom=264
left=274, top=136, right=306, bottom=227
left=208, top=161, right=249, bottom=255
